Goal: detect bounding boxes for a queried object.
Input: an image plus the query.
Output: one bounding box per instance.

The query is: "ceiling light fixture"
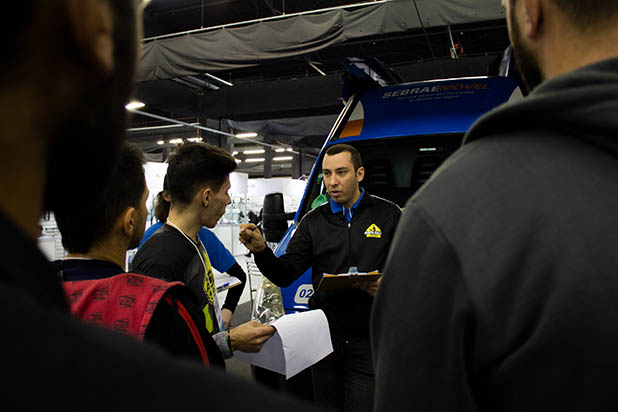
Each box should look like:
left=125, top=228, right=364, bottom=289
left=275, top=148, right=286, bottom=153
left=169, top=138, right=184, bottom=144
left=125, top=101, right=145, bottom=110
left=236, top=132, right=258, bottom=138
left=273, top=156, right=293, bottom=161
left=157, top=140, right=165, bottom=145
left=187, top=137, right=203, bottom=142
left=244, top=149, right=265, bottom=154
left=245, top=158, right=265, bottom=163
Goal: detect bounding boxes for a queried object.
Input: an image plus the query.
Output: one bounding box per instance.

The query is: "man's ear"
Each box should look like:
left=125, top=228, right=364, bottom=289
left=162, top=190, right=172, bottom=202
left=121, top=206, right=137, bottom=238
left=65, top=0, right=115, bottom=77
left=356, top=166, right=365, bottom=183
left=201, top=188, right=212, bottom=208
left=521, top=0, right=543, bottom=39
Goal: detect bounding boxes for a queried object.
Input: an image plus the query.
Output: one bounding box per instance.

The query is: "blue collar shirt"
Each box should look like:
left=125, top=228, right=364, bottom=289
left=329, top=187, right=365, bottom=223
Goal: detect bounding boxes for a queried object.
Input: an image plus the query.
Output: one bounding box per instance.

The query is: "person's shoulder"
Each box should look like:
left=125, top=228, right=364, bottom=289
left=140, top=226, right=188, bottom=251
left=133, top=227, right=194, bottom=270
left=368, top=193, right=402, bottom=214
left=297, top=203, right=328, bottom=227
left=198, top=227, right=216, bottom=240
left=198, top=227, right=223, bottom=248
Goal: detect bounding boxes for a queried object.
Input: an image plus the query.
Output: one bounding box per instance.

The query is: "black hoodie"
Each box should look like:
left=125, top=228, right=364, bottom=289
left=372, top=57, right=618, bottom=412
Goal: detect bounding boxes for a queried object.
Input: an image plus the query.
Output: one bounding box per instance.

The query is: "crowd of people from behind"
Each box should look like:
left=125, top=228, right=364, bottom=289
left=2, top=0, right=618, bottom=411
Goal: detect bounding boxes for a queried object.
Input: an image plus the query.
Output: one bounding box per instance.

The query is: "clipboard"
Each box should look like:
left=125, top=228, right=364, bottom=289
left=317, top=270, right=382, bottom=291
left=214, top=274, right=242, bottom=292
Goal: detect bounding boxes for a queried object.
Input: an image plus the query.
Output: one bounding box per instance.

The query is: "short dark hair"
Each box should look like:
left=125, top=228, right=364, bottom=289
left=510, top=0, right=618, bottom=30
left=325, top=144, right=362, bottom=171
left=553, top=0, right=618, bottom=29
left=56, top=142, right=146, bottom=253
left=167, top=143, right=237, bottom=206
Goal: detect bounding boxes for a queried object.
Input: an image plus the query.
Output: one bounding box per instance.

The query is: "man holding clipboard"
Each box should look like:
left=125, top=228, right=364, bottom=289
left=240, top=144, right=401, bottom=412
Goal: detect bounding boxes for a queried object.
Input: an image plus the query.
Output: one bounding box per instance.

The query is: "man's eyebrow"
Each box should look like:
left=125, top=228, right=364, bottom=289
left=323, top=166, right=349, bottom=172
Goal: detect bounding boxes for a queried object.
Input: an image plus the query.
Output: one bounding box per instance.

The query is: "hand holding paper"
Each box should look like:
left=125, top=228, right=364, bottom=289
left=234, top=310, right=333, bottom=379
left=229, top=320, right=276, bottom=353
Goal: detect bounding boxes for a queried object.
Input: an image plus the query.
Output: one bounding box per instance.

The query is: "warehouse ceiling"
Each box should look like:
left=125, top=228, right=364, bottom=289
left=127, top=0, right=513, bottom=177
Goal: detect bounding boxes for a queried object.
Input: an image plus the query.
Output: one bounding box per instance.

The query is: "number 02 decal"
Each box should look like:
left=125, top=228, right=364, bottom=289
left=294, top=284, right=314, bottom=304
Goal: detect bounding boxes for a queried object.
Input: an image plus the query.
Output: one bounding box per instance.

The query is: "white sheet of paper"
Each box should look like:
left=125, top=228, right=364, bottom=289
left=234, top=309, right=333, bottom=379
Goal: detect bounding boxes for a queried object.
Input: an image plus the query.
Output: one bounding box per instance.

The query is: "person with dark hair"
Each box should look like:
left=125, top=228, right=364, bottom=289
left=54, top=142, right=223, bottom=367
left=372, top=1, right=618, bottom=411
left=0, top=0, right=325, bottom=410
left=132, top=142, right=275, bottom=359
left=140, top=174, right=248, bottom=330
left=240, top=143, right=402, bottom=412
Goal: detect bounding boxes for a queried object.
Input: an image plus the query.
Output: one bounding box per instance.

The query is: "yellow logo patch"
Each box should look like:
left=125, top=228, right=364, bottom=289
left=364, top=224, right=382, bottom=239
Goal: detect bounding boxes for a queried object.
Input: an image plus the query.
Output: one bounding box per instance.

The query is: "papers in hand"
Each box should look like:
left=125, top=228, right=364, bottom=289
left=317, top=270, right=382, bottom=291
left=234, top=309, right=333, bottom=379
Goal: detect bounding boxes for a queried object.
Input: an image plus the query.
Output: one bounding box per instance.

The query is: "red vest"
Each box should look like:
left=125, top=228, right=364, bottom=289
left=63, top=273, right=181, bottom=340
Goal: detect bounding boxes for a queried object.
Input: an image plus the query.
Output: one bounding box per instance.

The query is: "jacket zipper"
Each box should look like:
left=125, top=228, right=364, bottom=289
left=345, top=208, right=352, bottom=270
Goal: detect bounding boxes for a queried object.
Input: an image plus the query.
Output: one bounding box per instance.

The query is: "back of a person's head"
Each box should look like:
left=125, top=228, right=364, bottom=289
left=167, top=142, right=237, bottom=206
left=552, top=0, right=618, bottom=29
left=1, top=1, right=138, bottom=85
left=517, top=0, right=618, bottom=33
left=56, top=142, right=146, bottom=254
left=1, top=2, right=32, bottom=76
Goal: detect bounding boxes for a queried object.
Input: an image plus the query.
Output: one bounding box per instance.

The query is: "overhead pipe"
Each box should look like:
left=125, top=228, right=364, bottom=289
left=412, top=0, right=445, bottom=78
left=128, top=109, right=315, bottom=157
left=127, top=123, right=199, bottom=132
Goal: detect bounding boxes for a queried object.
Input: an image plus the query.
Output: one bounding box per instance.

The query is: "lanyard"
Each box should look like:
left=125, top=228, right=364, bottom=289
left=166, top=220, right=205, bottom=267
left=165, top=220, right=221, bottom=331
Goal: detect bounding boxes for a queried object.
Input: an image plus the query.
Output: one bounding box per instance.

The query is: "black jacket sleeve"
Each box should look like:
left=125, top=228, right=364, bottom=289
left=221, top=263, right=247, bottom=313
left=253, top=218, right=314, bottom=287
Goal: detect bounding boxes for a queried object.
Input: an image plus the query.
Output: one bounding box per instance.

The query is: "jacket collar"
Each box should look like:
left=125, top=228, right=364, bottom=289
left=59, top=259, right=125, bottom=282
left=329, top=187, right=366, bottom=222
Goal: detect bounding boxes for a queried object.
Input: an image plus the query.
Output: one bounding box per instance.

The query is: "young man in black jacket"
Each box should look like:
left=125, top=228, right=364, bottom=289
left=240, top=144, right=402, bottom=412
left=132, top=142, right=276, bottom=359
left=372, top=1, right=618, bottom=411
left=54, top=142, right=223, bottom=368
left=0, top=1, right=325, bottom=411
